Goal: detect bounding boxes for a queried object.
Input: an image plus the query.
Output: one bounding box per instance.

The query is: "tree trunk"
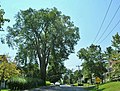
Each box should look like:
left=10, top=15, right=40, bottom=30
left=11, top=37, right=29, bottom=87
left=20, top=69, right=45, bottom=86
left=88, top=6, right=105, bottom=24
left=0, top=80, right=1, bottom=91
left=37, top=46, right=47, bottom=86
left=90, top=74, right=93, bottom=84
left=40, top=60, right=46, bottom=86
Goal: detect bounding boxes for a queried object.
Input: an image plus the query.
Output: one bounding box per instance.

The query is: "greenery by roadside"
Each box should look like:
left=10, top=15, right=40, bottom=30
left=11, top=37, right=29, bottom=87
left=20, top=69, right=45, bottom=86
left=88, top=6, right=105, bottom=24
left=83, top=83, right=95, bottom=87
left=46, top=81, right=51, bottom=86
left=1, top=2, right=120, bottom=91
left=7, top=77, right=43, bottom=90
left=87, top=81, right=120, bottom=91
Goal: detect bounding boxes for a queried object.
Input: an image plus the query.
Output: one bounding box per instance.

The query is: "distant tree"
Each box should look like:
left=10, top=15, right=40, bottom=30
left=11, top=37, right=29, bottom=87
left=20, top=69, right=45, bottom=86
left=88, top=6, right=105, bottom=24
left=106, top=33, right=120, bottom=79
left=105, top=47, right=114, bottom=60
left=77, top=46, right=93, bottom=83
left=72, top=70, right=78, bottom=83
left=73, top=70, right=83, bottom=84
left=62, top=69, right=74, bottom=84
left=67, top=69, right=73, bottom=84
left=46, top=61, right=66, bottom=83
left=63, top=74, right=69, bottom=84
left=20, top=63, right=40, bottom=78
left=112, top=32, right=120, bottom=51
left=6, top=8, right=80, bottom=85
left=77, top=44, right=107, bottom=83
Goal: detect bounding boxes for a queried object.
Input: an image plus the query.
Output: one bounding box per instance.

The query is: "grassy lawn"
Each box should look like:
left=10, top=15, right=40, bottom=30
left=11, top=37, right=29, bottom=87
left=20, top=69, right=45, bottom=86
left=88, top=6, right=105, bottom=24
left=88, top=81, right=120, bottom=91
left=84, top=83, right=95, bottom=87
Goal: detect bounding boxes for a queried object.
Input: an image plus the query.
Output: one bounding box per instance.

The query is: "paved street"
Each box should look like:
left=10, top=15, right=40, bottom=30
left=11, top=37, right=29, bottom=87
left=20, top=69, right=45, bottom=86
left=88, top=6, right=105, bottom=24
left=31, top=85, right=89, bottom=91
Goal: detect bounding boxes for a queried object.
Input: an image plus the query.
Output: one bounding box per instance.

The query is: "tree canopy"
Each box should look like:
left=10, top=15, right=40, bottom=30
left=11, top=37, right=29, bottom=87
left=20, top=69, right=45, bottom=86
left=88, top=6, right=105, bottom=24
left=6, top=7, right=80, bottom=85
left=105, top=33, right=120, bottom=80
left=0, top=61, right=20, bottom=81
left=77, top=44, right=107, bottom=83
left=0, top=56, right=20, bottom=90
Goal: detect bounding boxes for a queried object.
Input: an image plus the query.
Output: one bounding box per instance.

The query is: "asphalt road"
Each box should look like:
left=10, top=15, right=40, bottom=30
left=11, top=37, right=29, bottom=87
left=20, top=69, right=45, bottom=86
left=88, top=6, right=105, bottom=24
left=30, top=85, right=89, bottom=91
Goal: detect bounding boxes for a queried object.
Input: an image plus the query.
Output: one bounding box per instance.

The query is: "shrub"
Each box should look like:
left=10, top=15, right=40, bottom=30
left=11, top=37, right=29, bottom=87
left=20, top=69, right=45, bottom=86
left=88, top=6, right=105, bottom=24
left=7, top=77, right=43, bottom=90
left=73, top=83, right=78, bottom=86
left=46, top=81, right=51, bottom=86
left=7, top=77, right=27, bottom=90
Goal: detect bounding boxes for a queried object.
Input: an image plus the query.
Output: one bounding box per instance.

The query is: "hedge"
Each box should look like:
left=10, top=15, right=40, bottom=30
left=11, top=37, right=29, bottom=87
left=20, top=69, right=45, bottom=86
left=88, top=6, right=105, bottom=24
left=7, top=77, right=44, bottom=90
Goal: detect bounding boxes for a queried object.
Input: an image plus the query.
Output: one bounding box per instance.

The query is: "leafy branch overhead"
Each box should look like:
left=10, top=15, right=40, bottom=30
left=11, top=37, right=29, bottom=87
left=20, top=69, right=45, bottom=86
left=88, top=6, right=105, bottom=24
left=0, top=6, right=10, bottom=31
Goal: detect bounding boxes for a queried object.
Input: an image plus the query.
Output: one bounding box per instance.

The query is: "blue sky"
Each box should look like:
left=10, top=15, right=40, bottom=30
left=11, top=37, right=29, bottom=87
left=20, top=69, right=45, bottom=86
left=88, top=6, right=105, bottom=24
left=0, top=0, right=120, bottom=70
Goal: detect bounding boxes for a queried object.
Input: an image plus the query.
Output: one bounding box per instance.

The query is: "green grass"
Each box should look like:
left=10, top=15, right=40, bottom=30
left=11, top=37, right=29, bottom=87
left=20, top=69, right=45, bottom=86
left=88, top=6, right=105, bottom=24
left=99, top=81, right=120, bottom=91
left=73, top=83, right=78, bottom=86
left=88, top=81, right=120, bottom=91
left=84, top=83, right=95, bottom=87
left=46, top=81, right=51, bottom=86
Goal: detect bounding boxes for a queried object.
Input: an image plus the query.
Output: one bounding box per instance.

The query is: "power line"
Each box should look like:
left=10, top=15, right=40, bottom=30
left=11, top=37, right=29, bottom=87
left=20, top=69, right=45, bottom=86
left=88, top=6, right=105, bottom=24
left=92, top=0, right=113, bottom=44
left=99, top=19, right=120, bottom=44
left=96, top=3, right=120, bottom=43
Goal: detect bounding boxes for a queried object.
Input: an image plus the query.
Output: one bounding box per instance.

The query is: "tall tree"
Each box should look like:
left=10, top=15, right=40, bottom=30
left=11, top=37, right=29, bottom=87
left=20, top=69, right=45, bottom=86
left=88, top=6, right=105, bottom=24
left=77, top=44, right=107, bottom=83
left=6, top=8, right=80, bottom=85
left=106, top=33, right=120, bottom=80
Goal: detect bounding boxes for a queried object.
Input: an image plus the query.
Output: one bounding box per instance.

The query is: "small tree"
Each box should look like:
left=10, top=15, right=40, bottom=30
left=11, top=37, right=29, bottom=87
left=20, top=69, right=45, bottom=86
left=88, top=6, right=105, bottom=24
left=0, top=61, right=20, bottom=90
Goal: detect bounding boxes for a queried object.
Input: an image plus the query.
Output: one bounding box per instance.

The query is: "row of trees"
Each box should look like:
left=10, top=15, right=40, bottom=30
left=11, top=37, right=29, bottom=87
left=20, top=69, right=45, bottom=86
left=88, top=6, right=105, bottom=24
left=77, top=32, right=120, bottom=83
left=1, top=4, right=120, bottom=87
left=62, top=69, right=83, bottom=84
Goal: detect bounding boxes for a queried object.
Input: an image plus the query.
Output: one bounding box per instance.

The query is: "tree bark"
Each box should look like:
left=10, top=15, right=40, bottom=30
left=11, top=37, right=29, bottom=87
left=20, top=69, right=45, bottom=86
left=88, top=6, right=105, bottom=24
left=90, top=74, right=93, bottom=84
left=0, top=80, right=1, bottom=91
left=40, top=60, right=46, bottom=86
left=37, top=48, right=46, bottom=86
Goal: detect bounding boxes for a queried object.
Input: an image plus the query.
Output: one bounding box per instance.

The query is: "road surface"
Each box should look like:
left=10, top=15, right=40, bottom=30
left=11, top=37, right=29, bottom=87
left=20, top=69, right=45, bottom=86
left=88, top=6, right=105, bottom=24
left=30, top=85, right=89, bottom=91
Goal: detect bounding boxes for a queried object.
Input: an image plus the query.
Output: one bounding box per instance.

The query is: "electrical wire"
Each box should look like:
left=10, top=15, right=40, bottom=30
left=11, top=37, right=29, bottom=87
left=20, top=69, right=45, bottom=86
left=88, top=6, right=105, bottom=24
left=92, top=0, right=113, bottom=44
left=99, top=19, right=120, bottom=44
left=96, top=3, right=120, bottom=43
